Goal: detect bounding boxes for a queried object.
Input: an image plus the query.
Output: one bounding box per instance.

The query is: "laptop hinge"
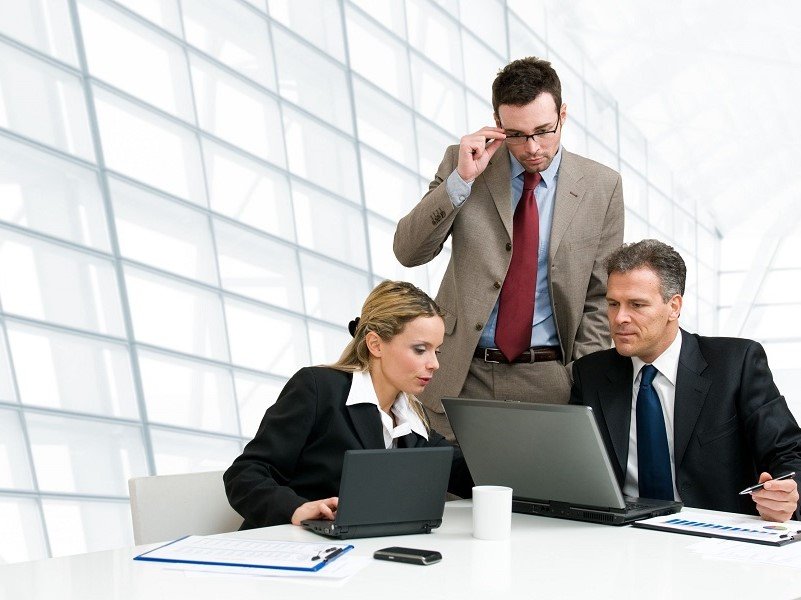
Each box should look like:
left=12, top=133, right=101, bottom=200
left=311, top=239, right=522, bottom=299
left=516, top=499, right=623, bottom=514
left=422, top=520, right=439, bottom=533
left=562, top=501, right=626, bottom=514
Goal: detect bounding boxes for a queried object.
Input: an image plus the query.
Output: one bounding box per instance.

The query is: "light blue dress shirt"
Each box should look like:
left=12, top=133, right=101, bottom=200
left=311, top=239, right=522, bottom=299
left=445, top=147, right=562, bottom=349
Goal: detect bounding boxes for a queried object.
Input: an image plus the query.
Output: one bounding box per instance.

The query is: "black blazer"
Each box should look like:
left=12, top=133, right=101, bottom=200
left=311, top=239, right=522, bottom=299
left=224, top=367, right=473, bottom=529
left=570, top=329, right=801, bottom=517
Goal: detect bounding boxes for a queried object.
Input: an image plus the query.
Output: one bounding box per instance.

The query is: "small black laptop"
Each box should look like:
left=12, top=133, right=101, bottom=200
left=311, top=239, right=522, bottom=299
left=442, top=398, right=682, bottom=526
left=301, top=446, right=453, bottom=539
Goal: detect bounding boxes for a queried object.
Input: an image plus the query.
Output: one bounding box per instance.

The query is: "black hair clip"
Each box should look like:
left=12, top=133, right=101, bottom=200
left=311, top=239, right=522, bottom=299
left=347, top=317, right=360, bottom=337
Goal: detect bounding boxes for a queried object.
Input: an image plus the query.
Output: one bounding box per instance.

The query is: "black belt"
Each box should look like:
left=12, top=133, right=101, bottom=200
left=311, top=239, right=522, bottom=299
left=474, top=346, right=562, bottom=364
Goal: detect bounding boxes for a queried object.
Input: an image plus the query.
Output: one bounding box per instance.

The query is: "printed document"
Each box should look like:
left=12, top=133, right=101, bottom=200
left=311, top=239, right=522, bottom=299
left=634, top=510, right=801, bottom=546
left=134, top=536, right=353, bottom=571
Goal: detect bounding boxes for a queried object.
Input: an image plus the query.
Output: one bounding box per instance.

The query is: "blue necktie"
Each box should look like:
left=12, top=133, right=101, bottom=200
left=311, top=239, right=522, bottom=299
left=636, top=365, right=674, bottom=500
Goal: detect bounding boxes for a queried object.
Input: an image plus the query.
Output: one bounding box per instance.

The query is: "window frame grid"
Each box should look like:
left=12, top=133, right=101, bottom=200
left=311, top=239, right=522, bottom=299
left=0, top=0, right=719, bottom=562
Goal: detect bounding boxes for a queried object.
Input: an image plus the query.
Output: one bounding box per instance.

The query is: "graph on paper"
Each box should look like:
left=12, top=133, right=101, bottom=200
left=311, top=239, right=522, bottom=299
left=634, top=510, right=801, bottom=545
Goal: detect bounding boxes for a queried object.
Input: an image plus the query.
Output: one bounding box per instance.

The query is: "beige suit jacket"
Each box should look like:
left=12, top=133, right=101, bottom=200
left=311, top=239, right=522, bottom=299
left=393, top=145, right=624, bottom=416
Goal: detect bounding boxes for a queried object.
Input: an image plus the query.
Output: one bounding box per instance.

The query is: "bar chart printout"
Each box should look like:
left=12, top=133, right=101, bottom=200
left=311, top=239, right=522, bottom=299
left=633, top=510, right=801, bottom=546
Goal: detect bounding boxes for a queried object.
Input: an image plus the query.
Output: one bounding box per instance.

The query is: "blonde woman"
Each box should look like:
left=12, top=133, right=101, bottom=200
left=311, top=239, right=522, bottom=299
left=224, top=281, right=472, bottom=529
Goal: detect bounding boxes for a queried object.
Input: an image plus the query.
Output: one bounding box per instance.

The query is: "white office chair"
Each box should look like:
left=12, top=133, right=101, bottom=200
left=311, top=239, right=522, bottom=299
left=128, top=470, right=244, bottom=545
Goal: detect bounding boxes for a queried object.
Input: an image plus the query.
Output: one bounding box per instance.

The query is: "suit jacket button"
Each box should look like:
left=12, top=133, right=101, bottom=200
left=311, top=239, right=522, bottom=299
left=475, top=323, right=483, bottom=331
left=493, top=281, right=501, bottom=289
left=506, top=242, right=512, bottom=251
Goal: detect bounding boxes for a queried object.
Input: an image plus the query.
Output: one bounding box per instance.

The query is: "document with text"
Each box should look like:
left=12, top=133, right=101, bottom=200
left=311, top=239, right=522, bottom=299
left=134, top=536, right=353, bottom=571
left=633, top=510, right=801, bottom=546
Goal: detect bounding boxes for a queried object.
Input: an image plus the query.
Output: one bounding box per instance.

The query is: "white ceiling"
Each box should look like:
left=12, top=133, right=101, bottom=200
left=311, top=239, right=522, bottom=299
left=542, top=0, right=801, bottom=237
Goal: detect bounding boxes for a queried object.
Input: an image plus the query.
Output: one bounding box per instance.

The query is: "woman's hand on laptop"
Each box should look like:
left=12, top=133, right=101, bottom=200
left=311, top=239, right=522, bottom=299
left=291, top=497, right=339, bottom=525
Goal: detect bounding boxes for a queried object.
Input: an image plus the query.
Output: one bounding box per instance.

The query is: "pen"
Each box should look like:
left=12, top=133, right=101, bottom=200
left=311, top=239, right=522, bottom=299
left=311, top=546, right=337, bottom=561
left=323, top=547, right=345, bottom=562
left=739, top=472, right=796, bottom=495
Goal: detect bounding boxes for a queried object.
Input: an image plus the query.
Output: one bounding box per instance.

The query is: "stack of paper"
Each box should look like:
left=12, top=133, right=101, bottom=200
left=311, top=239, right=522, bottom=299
left=135, top=536, right=354, bottom=573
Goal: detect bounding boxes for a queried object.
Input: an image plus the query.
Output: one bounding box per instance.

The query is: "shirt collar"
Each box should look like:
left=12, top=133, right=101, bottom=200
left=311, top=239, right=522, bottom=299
left=344, top=371, right=428, bottom=440
left=631, top=329, right=683, bottom=386
left=508, top=145, right=562, bottom=188
left=391, top=396, right=429, bottom=440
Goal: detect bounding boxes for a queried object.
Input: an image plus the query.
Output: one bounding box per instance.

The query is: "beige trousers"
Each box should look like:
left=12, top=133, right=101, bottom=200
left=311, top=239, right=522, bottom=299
left=427, top=357, right=573, bottom=442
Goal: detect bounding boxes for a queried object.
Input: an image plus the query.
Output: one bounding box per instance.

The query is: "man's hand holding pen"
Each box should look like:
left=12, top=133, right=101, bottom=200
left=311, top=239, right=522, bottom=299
left=749, top=472, right=799, bottom=522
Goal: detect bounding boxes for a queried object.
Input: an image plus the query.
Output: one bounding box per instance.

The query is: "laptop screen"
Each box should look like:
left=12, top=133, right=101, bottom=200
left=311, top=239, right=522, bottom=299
left=442, top=399, right=627, bottom=510
left=334, top=447, right=453, bottom=526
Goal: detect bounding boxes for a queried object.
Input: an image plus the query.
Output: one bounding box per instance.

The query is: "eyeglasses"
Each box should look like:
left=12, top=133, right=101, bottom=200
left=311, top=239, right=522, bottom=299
left=503, top=114, right=561, bottom=146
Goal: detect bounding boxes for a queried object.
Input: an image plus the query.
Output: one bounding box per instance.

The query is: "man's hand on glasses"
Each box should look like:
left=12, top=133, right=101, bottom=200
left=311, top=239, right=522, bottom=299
left=457, top=126, right=506, bottom=182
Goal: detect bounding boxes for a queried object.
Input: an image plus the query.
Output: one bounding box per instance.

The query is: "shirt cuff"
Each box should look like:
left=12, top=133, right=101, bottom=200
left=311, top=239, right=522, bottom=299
left=446, top=169, right=473, bottom=207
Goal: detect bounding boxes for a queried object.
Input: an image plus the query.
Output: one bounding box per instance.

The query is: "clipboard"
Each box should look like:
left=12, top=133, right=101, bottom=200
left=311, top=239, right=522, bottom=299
left=134, top=535, right=354, bottom=571
left=633, top=510, right=801, bottom=547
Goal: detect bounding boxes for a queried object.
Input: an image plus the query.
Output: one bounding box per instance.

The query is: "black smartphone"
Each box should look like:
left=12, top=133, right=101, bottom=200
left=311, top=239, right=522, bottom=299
left=373, top=546, right=442, bottom=566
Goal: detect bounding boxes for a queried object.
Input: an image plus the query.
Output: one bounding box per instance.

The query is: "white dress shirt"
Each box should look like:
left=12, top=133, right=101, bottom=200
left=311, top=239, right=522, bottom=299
left=344, top=371, right=428, bottom=448
left=623, top=331, right=683, bottom=501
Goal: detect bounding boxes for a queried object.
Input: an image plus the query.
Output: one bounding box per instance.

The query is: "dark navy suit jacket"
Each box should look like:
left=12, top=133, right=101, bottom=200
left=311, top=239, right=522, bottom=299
left=570, top=329, right=801, bottom=517
left=224, top=367, right=472, bottom=529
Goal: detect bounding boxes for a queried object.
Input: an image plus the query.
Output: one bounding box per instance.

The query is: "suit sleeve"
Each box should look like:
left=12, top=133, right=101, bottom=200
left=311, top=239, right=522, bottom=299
left=739, top=342, right=801, bottom=517
left=568, top=360, right=586, bottom=406
left=426, top=428, right=474, bottom=499
left=571, top=173, right=624, bottom=361
left=393, top=145, right=462, bottom=267
left=223, top=368, right=318, bottom=527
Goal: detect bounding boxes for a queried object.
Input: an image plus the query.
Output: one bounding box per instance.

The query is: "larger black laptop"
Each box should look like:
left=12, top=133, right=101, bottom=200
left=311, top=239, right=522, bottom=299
left=442, top=398, right=682, bottom=525
left=301, top=446, right=453, bottom=539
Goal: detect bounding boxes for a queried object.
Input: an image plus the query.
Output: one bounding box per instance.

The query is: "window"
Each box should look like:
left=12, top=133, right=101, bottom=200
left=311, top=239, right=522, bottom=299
left=274, top=29, right=352, bottom=134
left=183, top=0, right=275, bottom=90
left=78, top=0, right=194, bottom=121
left=0, top=42, right=94, bottom=160
left=0, top=0, right=716, bottom=565
left=0, top=136, right=109, bottom=251
left=0, top=230, right=125, bottom=335
left=191, top=55, right=285, bottom=167
left=94, top=87, right=207, bottom=204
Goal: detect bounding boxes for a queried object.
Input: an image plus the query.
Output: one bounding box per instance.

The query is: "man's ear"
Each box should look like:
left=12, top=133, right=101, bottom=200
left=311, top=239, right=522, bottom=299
left=494, top=113, right=501, bottom=128
left=668, top=294, right=683, bottom=321
left=365, top=331, right=383, bottom=358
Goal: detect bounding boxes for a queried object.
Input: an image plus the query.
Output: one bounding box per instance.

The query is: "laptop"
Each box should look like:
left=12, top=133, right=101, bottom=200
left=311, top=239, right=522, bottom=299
left=301, top=446, right=453, bottom=539
left=442, top=398, right=682, bottom=526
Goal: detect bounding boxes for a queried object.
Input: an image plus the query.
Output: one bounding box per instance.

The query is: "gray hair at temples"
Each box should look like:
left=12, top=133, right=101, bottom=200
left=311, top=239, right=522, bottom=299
left=605, top=239, right=686, bottom=302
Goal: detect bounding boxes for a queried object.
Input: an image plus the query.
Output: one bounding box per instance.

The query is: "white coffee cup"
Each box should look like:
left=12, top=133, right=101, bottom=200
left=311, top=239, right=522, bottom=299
left=472, top=485, right=513, bottom=540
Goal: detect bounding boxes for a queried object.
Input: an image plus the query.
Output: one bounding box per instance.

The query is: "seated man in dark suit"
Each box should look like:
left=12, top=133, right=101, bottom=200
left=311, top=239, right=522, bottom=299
left=570, top=239, right=801, bottom=521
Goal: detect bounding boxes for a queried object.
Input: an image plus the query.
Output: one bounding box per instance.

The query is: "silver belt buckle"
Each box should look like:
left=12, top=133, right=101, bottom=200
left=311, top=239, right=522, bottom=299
left=483, top=348, right=500, bottom=364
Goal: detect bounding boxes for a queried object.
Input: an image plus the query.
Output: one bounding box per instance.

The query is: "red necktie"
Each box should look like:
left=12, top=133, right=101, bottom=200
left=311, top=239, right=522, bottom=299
left=495, top=171, right=541, bottom=361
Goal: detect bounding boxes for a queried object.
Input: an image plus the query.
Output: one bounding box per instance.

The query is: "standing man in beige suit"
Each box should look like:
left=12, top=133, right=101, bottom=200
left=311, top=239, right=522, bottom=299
left=394, top=57, right=624, bottom=440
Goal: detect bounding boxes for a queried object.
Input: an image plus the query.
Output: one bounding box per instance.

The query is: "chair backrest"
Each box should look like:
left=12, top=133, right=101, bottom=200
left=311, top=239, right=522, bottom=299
left=128, top=470, right=244, bottom=545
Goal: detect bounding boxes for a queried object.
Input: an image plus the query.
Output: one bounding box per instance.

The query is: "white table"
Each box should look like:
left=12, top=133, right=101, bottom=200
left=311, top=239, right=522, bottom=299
left=2, top=501, right=800, bottom=600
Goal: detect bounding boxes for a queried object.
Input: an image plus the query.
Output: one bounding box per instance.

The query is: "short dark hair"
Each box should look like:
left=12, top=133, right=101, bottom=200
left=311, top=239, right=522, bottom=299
left=605, top=239, right=686, bottom=301
left=492, top=57, right=562, bottom=116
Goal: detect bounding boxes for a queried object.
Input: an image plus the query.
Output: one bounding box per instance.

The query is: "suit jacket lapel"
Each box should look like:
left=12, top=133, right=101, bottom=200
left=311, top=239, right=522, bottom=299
left=598, top=355, right=633, bottom=481
left=346, top=404, right=386, bottom=450
left=549, top=150, right=586, bottom=263
left=396, top=432, right=419, bottom=448
left=481, top=146, right=513, bottom=239
left=673, top=329, right=711, bottom=468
